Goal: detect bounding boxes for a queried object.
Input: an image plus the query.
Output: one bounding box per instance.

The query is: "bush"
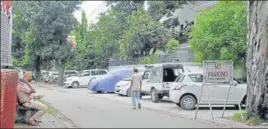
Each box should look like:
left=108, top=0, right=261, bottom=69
left=165, top=39, right=179, bottom=53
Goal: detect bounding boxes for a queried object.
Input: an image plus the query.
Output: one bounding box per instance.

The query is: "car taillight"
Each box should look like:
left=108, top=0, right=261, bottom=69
left=173, top=84, right=186, bottom=90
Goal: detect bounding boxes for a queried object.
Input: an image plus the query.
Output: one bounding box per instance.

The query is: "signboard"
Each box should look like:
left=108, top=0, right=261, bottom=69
left=203, top=60, right=233, bottom=83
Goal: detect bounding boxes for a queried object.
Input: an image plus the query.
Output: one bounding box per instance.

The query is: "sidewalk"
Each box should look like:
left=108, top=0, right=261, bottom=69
left=14, top=89, right=78, bottom=128
left=14, top=113, right=64, bottom=128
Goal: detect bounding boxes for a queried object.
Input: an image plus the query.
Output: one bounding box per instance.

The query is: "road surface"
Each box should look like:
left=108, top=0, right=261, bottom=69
left=33, top=84, right=222, bottom=128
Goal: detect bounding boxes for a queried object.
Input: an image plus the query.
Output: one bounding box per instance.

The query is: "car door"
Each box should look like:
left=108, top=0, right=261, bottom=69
left=143, top=68, right=159, bottom=94
left=186, top=74, right=209, bottom=104
left=79, top=72, right=91, bottom=86
left=149, top=67, right=163, bottom=92
left=228, top=82, right=247, bottom=104
left=141, top=71, right=149, bottom=92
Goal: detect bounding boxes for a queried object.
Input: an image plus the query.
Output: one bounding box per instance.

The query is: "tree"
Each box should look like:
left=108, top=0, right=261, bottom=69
left=147, top=1, right=191, bottom=21
left=165, top=39, right=179, bottom=53
left=119, top=5, right=170, bottom=58
left=189, top=1, right=247, bottom=66
left=246, top=1, right=268, bottom=120
left=34, top=1, right=80, bottom=86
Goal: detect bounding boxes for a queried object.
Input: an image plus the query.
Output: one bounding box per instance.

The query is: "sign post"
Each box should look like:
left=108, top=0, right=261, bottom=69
left=195, top=60, right=233, bottom=121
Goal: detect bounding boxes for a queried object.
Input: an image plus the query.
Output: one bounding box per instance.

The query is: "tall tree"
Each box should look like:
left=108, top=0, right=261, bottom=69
left=189, top=1, right=247, bottom=65
left=35, top=1, right=80, bottom=86
left=119, top=5, right=170, bottom=58
left=246, top=1, right=268, bottom=119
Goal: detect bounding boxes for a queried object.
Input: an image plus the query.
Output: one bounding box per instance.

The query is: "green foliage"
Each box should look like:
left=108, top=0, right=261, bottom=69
left=139, top=54, right=158, bottom=64
left=232, top=110, right=248, bottom=122
left=147, top=1, right=191, bottom=21
left=119, top=5, right=170, bottom=58
left=165, top=39, right=179, bottom=53
left=189, top=1, right=247, bottom=64
left=232, top=110, right=262, bottom=126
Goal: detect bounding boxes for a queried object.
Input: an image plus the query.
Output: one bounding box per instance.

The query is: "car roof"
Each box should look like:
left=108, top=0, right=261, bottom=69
left=182, top=72, right=203, bottom=75
left=152, top=62, right=202, bottom=68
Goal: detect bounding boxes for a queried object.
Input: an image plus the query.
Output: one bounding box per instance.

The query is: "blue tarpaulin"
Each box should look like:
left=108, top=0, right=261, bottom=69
left=88, top=68, right=133, bottom=92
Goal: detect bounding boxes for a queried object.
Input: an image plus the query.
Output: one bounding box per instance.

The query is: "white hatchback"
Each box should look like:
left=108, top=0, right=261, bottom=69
left=64, top=69, right=108, bottom=88
left=169, top=72, right=247, bottom=110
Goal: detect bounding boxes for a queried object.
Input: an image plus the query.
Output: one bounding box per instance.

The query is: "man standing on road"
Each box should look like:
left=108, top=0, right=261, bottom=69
left=130, top=68, right=142, bottom=110
left=17, top=72, right=48, bottom=126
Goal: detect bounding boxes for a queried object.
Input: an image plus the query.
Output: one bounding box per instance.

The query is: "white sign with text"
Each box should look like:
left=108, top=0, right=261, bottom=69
left=203, top=60, right=233, bottom=83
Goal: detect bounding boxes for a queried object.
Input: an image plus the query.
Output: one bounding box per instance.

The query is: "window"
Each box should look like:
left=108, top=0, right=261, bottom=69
left=82, top=72, right=90, bottom=76
left=188, top=74, right=203, bottom=82
left=149, top=68, right=160, bottom=82
left=143, top=71, right=149, bottom=79
left=91, top=71, right=99, bottom=76
left=98, top=70, right=107, bottom=75
left=175, top=73, right=185, bottom=82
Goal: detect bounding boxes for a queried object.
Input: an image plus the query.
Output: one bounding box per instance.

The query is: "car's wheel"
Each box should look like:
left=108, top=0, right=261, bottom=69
left=151, top=88, right=159, bottom=103
left=180, top=95, right=196, bottom=110
left=159, top=95, right=164, bottom=99
left=126, top=89, right=131, bottom=97
left=71, top=81, right=79, bottom=88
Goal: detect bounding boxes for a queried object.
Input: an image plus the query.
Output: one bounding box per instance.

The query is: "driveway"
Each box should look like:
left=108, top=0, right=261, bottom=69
left=32, top=83, right=222, bottom=128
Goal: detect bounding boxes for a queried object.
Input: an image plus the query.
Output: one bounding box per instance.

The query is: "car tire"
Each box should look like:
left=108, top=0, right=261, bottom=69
left=159, top=95, right=164, bottom=99
left=151, top=88, right=159, bottom=103
left=71, top=81, right=79, bottom=88
left=180, top=95, right=196, bottom=110
left=126, top=89, right=131, bottom=97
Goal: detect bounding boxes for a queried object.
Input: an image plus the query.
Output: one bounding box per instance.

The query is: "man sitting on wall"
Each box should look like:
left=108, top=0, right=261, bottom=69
left=17, top=72, right=48, bottom=126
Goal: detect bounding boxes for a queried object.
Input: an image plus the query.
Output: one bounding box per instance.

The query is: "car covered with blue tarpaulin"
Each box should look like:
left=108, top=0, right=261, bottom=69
left=88, top=68, right=134, bottom=92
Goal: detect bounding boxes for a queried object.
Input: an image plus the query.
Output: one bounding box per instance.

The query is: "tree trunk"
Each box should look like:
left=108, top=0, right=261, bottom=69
left=246, top=1, right=268, bottom=119
left=35, top=56, right=41, bottom=82
left=56, top=60, right=65, bottom=86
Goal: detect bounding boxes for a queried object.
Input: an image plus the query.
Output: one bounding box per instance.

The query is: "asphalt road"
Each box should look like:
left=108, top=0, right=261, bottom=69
left=33, top=84, right=222, bottom=128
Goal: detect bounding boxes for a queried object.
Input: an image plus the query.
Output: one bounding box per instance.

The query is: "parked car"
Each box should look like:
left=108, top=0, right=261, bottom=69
left=41, top=71, right=49, bottom=81
left=141, top=63, right=203, bottom=103
left=48, top=71, right=59, bottom=82
left=53, top=70, right=78, bottom=82
left=64, top=69, right=108, bottom=88
left=88, top=68, right=135, bottom=93
left=169, top=72, right=247, bottom=110
left=114, top=70, right=149, bottom=96
left=64, top=70, right=78, bottom=78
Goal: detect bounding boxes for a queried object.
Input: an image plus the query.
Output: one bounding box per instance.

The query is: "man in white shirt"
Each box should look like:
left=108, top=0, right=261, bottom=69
left=130, top=68, right=142, bottom=109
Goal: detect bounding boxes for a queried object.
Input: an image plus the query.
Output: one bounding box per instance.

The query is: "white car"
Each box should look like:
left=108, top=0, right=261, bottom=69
left=141, top=63, right=203, bottom=103
left=114, top=70, right=150, bottom=97
left=169, top=72, right=247, bottom=110
left=64, top=69, right=108, bottom=88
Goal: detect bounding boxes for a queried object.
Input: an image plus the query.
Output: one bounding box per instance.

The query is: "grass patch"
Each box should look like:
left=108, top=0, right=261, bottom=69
left=246, top=117, right=261, bottom=126
left=232, top=110, right=262, bottom=126
left=232, top=110, right=248, bottom=122
left=38, top=99, right=57, bottom=116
